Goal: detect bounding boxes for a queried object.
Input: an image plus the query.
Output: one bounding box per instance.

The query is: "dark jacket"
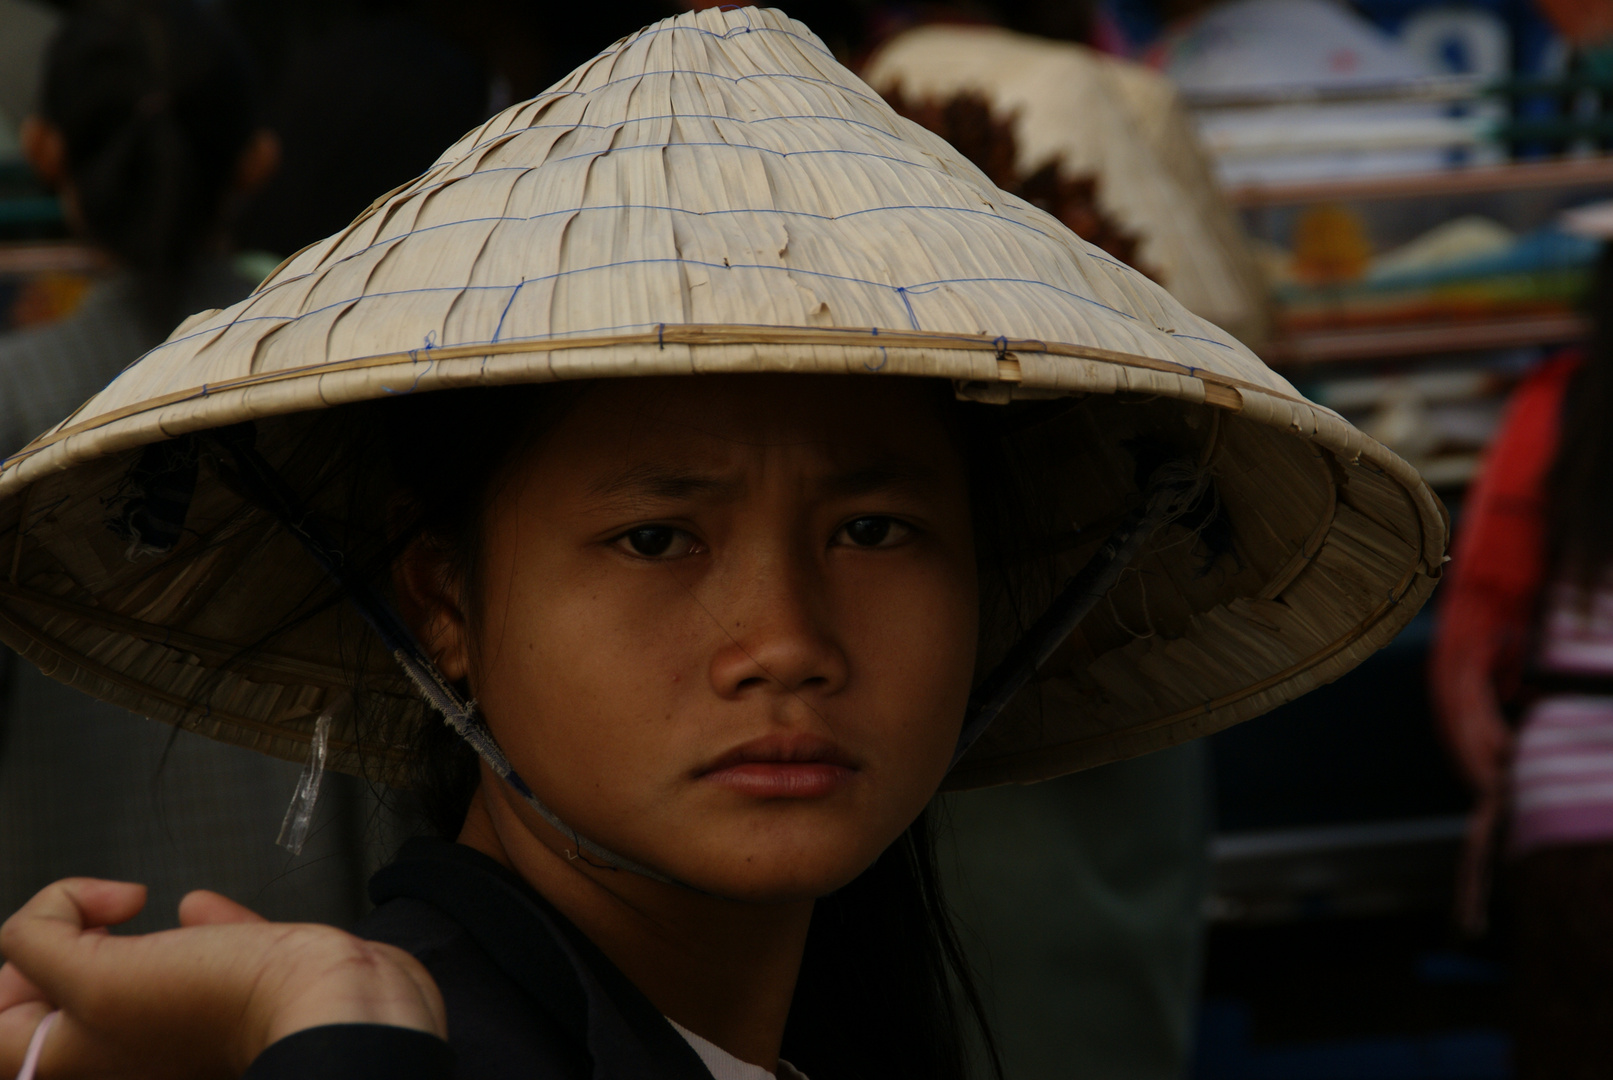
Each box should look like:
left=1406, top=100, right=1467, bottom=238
left=243, top=839, right=717, bottom=1080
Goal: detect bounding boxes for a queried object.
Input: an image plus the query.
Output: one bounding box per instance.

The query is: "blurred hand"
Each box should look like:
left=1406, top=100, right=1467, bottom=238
left=1429, top=592, right=1514, bottom=800
left=0, top=879, right=445, bottom=1079
left=1445, top=691, right=1514, bottom=800
left=1433, top=646, right=1513, bottom=936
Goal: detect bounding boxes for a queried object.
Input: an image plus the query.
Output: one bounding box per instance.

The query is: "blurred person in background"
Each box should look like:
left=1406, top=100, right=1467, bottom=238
left=1431, top=211, right=1613, bottom=1077
left=227, top=0, right=676, bottom=260
left=226, top=0, right=497, bottom=259
left=0, top=0, right=373, bottom=933
left=0, top=0, right=57, bottom=154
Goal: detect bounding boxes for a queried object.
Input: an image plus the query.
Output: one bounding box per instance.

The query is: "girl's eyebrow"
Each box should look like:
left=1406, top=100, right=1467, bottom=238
left=821, top=457, right=941, bottom=498
left=588, top=464, right=739, bottom=502
left=586, top=456, right=940, bottom=505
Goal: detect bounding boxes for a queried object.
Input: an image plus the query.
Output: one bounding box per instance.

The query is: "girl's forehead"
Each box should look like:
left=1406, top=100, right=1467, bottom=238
left=544, top=375, right=959, bottom=467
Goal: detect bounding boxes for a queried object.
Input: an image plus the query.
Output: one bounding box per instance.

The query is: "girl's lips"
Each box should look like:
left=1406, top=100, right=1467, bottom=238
left=697, top=734, right=858, bottom=799
left=702, top=762, right=856, bottom=798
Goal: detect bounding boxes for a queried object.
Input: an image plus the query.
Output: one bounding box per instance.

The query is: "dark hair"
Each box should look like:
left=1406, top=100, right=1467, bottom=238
left=1547, top=243, right=1613, bottom=596
left=362, top=381, right=1010, bottom=1080
left=40, top=0, right=258, bottom=333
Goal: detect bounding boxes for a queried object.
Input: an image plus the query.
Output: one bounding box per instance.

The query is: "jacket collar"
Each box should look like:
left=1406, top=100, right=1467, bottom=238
left=370, top=838, right=714, bottom=1080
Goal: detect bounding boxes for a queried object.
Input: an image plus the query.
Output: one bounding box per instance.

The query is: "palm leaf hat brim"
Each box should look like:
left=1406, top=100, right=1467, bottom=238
left=0, top=6, right=1445, bottom=789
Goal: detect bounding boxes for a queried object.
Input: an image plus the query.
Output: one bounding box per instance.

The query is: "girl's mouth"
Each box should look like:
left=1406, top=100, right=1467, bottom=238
left=697, top=734, right=859, bottom=798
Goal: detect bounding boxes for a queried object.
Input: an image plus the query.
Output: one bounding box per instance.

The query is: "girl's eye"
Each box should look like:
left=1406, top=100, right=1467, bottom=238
left=836, top=516, right=911, bottom=549
left=617, top=526, right=700, bottom=559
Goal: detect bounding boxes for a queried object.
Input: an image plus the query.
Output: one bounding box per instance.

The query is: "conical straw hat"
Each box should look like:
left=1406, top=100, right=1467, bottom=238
left=0, top=6, right=1444, bottom=789
left=863, top=23, right=1271, bottom=348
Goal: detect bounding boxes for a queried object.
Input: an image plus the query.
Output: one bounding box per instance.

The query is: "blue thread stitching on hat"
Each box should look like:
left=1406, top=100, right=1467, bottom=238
left=408, top=110, right=904, bottom=184
left=238, top=201, right=1130, bottom=309
left=491, top=280, right=527, bottom=343
left=382, top=356, right=434, bottom=395
left=550, top=140, right=962, bottom=171
left=343, top=201, right=1082, bottom=261
left=109, top=311, right=1228, bottom=430
left=491, top=65, right=885, bottom=115
left=895, top=286, right=919, bottom=329
left=144, top=259, right=1167, bottom=362
left=0, top=324, right=1240, bottom=475
left=564, top=68, right=888, bottom=107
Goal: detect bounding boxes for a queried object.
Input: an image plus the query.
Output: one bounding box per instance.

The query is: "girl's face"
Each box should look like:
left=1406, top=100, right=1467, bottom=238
left=420, top=374, right=978, bottom=901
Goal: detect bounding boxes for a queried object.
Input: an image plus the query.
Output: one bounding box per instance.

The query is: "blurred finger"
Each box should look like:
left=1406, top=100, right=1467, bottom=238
left=25, top=879, right=147, bottom=931
left=0, top=880, right=147, bottom=1002
left=178, top=891, right=267, bottom=928
left=0, top=963, right=45, bottom=1013
left=0, top=1001, right=53, bottom=1078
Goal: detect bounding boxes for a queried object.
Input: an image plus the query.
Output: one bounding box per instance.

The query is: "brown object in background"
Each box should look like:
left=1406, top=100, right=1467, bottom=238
left=1534, top=0, right=1613, bottom=48
left=1511, top=844, right=1613, bottom=1079
left=1290, top=204, right=1373, bottom=287
left=0, top=241, right=108, bottom=333
left=9, top=272, right=93, bottom=329
left=884, top=87, right=1153, bottom=277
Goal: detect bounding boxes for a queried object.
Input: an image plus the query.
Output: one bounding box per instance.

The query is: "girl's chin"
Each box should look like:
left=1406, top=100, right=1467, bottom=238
left=685, top=868, right=866, bottom=905
left=669, top=836, right=890, bottom=902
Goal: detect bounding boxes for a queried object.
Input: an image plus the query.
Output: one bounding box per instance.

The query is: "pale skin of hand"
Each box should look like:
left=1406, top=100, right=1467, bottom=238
left=0, top=879, right=446, bottom=1079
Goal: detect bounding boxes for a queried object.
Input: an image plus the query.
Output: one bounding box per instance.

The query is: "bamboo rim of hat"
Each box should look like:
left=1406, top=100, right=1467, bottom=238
left=9, top=323, right=1290, bottom=476
left=1, top=318, right=1445, bottom=575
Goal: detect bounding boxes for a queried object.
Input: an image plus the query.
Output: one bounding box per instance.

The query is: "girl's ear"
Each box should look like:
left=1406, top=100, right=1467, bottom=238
left=393, top=539, right=472, bottom=681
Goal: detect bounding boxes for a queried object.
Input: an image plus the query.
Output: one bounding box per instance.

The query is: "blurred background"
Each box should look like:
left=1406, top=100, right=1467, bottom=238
left=5, top=0, right=1613, bottom=1078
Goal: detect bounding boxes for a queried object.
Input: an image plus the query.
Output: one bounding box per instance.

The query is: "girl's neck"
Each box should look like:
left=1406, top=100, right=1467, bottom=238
left=457, top=785, right=813, bottom=1072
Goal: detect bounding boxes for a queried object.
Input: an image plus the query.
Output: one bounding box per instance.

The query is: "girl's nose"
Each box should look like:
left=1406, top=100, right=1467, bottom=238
left=705, top=561, right=850, bottom=700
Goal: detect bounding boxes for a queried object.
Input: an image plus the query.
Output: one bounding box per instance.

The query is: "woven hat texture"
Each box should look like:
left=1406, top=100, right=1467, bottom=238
left=0, top=6, right=1445, bottom=788
left=864, top=23, right=1271, bottom=347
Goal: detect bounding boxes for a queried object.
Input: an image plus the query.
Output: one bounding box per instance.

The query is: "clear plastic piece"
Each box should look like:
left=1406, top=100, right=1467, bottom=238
left=277, top=709, right=333, bottom=855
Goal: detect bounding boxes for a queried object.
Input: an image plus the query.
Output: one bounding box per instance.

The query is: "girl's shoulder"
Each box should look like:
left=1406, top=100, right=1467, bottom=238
left=357, top=840, right=712, bottom=1080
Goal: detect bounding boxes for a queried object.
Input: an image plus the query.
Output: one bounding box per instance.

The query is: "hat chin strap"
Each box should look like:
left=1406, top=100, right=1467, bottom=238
left=203, top=424, right=1203, bottom=889
left=952, top=458, right=1209, bottom=768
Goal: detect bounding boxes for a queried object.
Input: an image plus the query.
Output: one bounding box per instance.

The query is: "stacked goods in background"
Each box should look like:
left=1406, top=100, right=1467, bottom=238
left=1160, top=0, right=1613, bottom=490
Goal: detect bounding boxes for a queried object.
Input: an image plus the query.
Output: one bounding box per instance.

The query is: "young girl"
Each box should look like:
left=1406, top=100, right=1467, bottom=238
left=1432, top=227, right=1613, bottom=1074
left=0, top=7, right=1443, bottom=1079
